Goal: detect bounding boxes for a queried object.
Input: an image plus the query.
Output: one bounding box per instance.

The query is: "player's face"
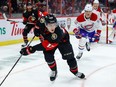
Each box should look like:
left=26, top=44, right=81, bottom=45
left=27, top=5, right=32, bottom=12
left=108, top=10, right=111, bottom=14
left=84, top=11, right=92, bottom=18
left=46, top=23, right=57, bottom=33
left=42, top=6, right=46, bottom=11
left=93, top=3, right=99, bottom=10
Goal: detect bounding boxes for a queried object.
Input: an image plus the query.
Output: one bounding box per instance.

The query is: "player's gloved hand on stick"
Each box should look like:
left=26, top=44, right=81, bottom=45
left=23, top=21, right=27, bottom=25
left=73, top=28, right=81, bottom=39
left=34, top=29, right=40, bottom=37
left=94, top=30, right=101, bottom=42
left=20, top=46, right=36, bottom=56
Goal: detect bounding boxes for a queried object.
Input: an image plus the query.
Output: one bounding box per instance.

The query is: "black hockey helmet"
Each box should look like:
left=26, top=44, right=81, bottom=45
left=26, top=2, right=32, bottom=11
left=44, top=14, right=57, bottom=24
left=27, top=2, right=32, bottom=6
left=44, top=14, right=57, bottom=33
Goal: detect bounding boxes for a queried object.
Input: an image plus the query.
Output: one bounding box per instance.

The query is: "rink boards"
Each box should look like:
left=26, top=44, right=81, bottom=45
left=0, top=17, right=113, bottom=46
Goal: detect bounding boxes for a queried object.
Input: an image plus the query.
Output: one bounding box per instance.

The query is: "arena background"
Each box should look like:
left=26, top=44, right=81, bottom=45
left=0, top=0, right=116, bottom=46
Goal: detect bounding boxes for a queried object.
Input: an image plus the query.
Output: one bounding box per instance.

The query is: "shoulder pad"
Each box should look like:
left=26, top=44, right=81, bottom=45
left=76, top=13, right=85, bottom=22
left=90, top=13, right=98, bottom=21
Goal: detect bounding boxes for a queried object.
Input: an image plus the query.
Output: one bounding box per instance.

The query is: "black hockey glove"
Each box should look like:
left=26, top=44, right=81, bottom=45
left=34, top=29, right=40, bottom=37
left=23, top=21, right=27, bottom=25
left=20, top=46, right=36, bottom=56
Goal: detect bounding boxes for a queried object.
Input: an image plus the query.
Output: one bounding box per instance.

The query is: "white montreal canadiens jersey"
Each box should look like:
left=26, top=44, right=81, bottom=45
left=75, top=13, right=100, bottom=32
left=112, top=9, right=116, bottom=22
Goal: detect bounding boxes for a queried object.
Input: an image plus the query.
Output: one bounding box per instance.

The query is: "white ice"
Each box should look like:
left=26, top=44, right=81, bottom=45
left=0, top=35, right=116, bottom=87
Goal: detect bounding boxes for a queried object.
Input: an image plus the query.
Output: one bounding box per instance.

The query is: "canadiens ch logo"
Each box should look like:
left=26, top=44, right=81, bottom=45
left=51, top=33, right=57, bottom=40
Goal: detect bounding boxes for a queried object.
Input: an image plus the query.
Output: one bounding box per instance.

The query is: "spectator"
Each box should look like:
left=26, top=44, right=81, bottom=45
left=0, top=12, right=3, bottom=18
left=11, top=0, right=18, bottom=13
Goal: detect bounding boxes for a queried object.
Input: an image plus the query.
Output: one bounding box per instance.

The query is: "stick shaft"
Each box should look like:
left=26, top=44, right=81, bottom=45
left=0, top=36, right=35, bottom=86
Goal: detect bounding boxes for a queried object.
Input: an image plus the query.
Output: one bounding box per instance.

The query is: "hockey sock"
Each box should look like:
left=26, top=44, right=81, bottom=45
left=23, top=36, right=28, bottom=44
left=47, top=61, right=57, bottom=71
left=70, top=66, right=78, bottom=75
left=67, top=58, right=78, bottom=75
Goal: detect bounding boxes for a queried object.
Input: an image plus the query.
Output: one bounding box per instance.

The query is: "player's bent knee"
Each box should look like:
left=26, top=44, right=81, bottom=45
left=79, top=37, right=87, bottom=46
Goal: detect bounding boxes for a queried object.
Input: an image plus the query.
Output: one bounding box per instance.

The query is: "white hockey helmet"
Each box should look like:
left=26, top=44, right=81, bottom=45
left=93, top=0, right=99, bottom=3
left=84, top=4, right=93, bottom=11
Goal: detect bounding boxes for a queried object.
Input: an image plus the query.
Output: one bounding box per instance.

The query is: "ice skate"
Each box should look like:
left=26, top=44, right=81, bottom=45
left=50, top=70, right=57, bottom=81
left=76, top=72, right=85, bottom=79
left=21, top=40, right=28, bottom=48
left=21, top=43, right=27, bottom=48
left=108, top=40, right=112, bottom=44
left=76, top=52, right=83, bottom=59
left=86, top=42, right=90, bottom=51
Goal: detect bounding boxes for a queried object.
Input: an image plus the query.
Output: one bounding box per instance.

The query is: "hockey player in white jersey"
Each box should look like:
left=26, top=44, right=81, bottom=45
left=81, top=0, right=103, bottom=32
left=108, top=22, right=116, bottom=43
left=73, top=4, right=101, bottom=59
left=108, top=9, right=116, bottom=43
left=92, top=0, right=106, bottom=25
left=112, top=9, right=116, bottom=22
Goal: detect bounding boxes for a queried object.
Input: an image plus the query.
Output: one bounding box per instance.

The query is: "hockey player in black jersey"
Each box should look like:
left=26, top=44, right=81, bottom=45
left=22, top=2, right=38, bottom=47
left=20, top=14, right=85, bottom=81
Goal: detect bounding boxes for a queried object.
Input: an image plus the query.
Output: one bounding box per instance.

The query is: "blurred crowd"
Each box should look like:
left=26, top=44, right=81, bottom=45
left=0, top=0, right=116, bottom=18
left=0, top=0, right=79, bottom=15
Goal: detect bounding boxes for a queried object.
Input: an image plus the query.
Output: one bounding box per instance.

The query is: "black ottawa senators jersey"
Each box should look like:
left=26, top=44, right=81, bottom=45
left=34, top=21, right=70, bottom=44
left=33, top=20, right=70, bottom=51
left=23, top=9, right=38, bottom=23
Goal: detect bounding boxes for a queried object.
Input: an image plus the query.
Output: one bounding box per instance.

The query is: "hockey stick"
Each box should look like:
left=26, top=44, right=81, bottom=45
left=0, top=36, right=35, bottom=86
left=3, top=13, right=34, bottom=24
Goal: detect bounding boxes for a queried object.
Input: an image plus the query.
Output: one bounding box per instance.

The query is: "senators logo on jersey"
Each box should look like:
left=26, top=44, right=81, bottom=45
left=51, top=33, right=57, bottom=40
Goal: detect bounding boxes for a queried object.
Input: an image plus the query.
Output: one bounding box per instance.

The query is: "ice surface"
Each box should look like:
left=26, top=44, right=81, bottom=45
left=0, top=35, right=116, bottom=87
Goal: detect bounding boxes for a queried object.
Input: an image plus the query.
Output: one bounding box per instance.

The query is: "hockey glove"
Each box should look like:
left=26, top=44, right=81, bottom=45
left=113, top=21, right=116, bottom=29
left=23, top=21, right=27, bottom=25
left=94, top=30, right=101, bottom=42
left=20, top=46, right=36, bottom=56
left=73, top=28, right=81, bottom=39
left=34, top=28, right=40, bottom=37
